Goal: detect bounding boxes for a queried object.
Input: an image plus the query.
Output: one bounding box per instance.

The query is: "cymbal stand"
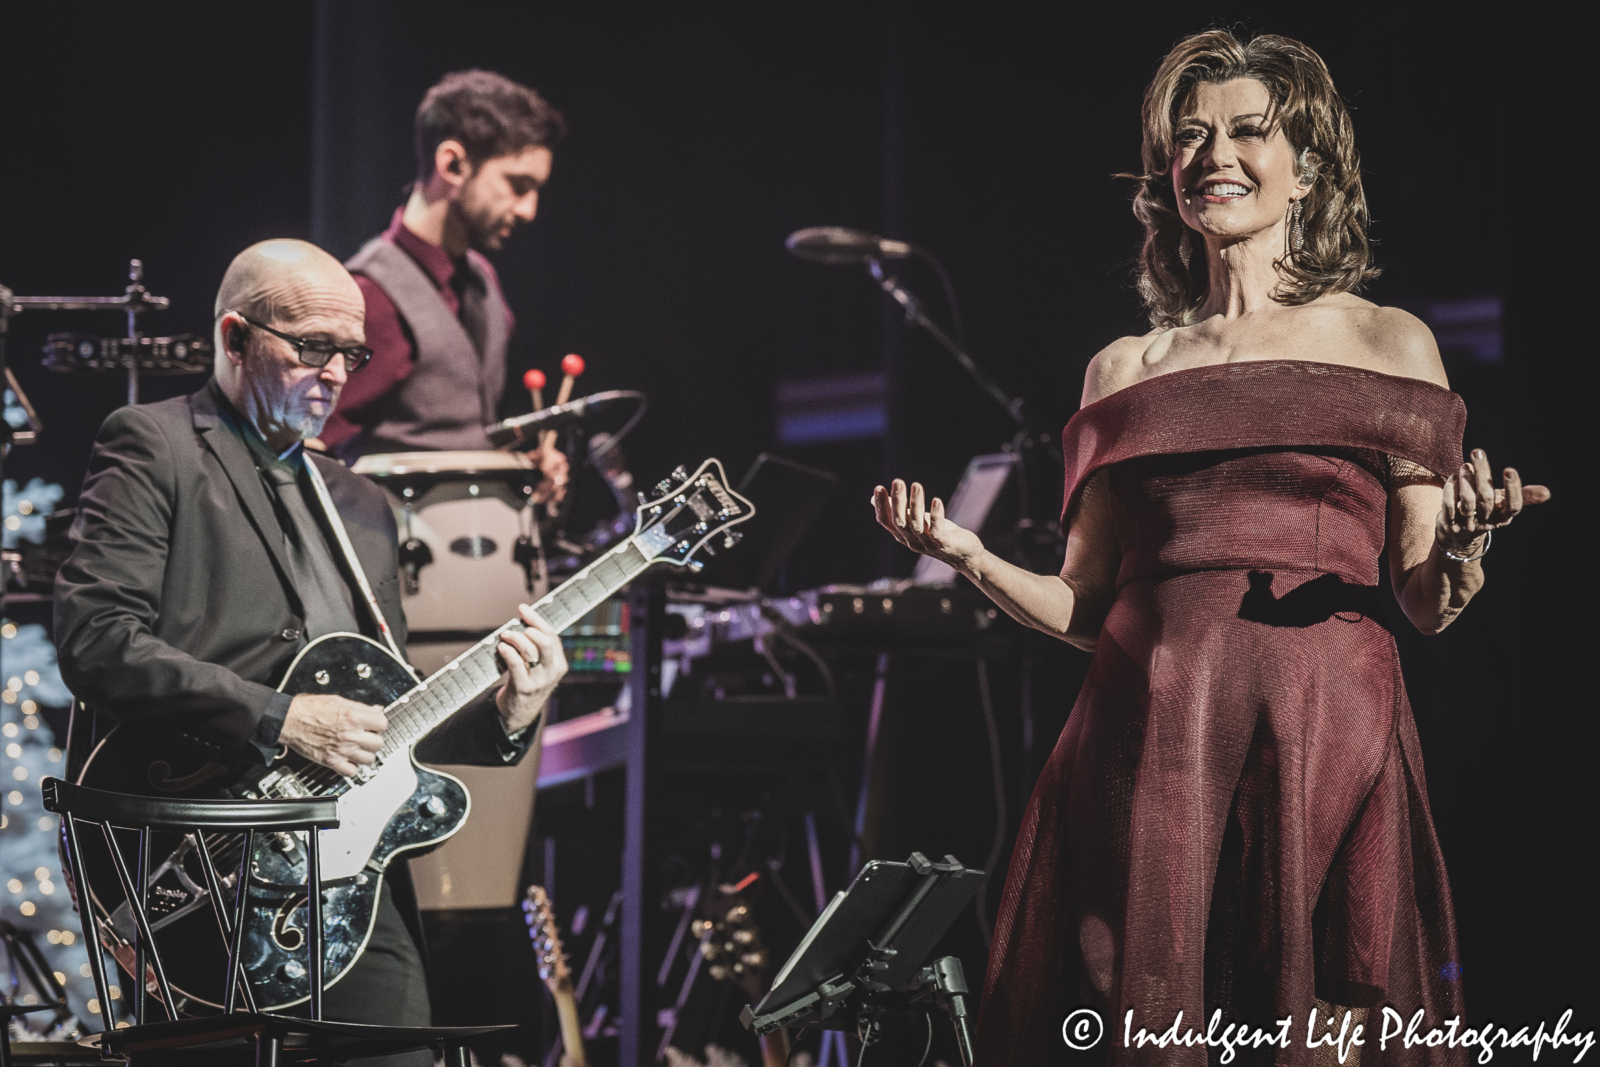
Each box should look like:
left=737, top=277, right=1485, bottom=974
left=1, top=258, right=172, bottom=407
left=0, top=259, right=169, bottom=626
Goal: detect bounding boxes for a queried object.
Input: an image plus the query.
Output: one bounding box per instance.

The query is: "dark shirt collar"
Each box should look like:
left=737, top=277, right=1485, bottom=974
left=384, top=206, right=468, bottom=293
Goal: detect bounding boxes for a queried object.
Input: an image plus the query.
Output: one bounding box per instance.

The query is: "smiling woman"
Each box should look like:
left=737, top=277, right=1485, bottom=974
left=872, top=26, right=1549, bottom=1067
left=1126, top=32, right=1377, bottom=329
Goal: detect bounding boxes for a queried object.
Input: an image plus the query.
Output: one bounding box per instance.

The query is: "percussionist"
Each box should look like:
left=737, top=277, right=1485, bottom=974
left=319, top=68, right=567, bottom=503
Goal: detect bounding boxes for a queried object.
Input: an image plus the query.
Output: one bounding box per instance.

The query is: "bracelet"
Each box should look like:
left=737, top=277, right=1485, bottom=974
left=1440, top=529, right=1491, bottom=564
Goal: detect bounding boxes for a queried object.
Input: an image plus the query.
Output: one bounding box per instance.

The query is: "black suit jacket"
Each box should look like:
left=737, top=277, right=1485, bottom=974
left=54, top=379, right=527, bottom=774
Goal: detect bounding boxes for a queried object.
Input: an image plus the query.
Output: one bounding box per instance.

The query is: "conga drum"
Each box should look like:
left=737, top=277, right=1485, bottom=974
left=351, top=449, right=545, bottom=664
left=352, top=450, right=548, bottom=911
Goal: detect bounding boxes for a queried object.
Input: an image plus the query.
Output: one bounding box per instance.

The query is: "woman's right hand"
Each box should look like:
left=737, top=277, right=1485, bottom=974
left=872, top=478, right=985, bottom=573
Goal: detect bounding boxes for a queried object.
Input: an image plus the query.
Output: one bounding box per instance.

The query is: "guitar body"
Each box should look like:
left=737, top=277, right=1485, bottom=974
left=75, top=633, right=471, bottom=1011
left=69, top=457, right=755, bottom=1015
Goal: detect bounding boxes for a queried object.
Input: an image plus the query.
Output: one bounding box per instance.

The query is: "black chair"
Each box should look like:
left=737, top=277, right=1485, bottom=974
left=41, top=777, right=513, bottom=1066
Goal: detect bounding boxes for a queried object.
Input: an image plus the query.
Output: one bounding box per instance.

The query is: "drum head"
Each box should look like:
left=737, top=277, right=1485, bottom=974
left=352, top=450, right=534, bottom=477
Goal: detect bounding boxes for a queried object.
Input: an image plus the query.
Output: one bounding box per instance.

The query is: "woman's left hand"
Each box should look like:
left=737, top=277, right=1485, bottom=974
left=1436, top=448, right=1550, bottom=558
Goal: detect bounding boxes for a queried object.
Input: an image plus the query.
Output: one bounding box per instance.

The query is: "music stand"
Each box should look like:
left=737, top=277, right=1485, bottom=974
left=740, top=853, right=986, bottom=1066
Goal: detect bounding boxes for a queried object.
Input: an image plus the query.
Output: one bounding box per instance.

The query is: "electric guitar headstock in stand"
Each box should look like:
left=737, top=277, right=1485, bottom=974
left=694, top=874, right=791, bottom=1067
left=524, top=885, right=588, bottom=1067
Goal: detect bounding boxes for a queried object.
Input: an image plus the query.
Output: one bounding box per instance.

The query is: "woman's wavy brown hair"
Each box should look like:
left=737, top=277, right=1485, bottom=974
left=1128, top=30, right=1377, bottom=328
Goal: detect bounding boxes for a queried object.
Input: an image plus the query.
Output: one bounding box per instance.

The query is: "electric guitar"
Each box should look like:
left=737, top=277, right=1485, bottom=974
left=695, top=876, right=790, bottom=1067
left=74, top=459, right=754, bottom=1010
left=524, top=885, right=587, bottom=1067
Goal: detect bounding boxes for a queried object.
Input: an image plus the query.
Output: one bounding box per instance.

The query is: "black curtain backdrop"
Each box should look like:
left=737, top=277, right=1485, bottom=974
left=1, top=0, right=1590, bottom=1041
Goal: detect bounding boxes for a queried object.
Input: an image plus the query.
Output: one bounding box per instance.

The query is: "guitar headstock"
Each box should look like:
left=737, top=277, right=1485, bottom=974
left=523, top=884, right=572, bottom=992
left=630, top=459, right=755, bottom=573
left=692, top=873, right=771, bottom=1003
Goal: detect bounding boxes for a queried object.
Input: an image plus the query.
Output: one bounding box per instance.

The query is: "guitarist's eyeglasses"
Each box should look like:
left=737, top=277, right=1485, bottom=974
left=230, top=312, right=374, bottom=373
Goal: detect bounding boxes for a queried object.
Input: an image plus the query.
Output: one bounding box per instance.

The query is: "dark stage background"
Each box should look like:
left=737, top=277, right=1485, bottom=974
left=1, top=0, right=1590, bottom=1058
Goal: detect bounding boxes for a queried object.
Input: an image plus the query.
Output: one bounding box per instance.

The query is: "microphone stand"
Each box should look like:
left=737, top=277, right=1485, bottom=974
left=866, top=258, right=1028, bottom=432
left=863, top=259, right=1062, bottom=806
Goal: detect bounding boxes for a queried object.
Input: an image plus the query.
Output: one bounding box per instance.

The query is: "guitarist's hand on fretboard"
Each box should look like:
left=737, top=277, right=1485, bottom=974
left=495, top=605, right=569, bottom=736
left=279, top=693, right=388, bottom=777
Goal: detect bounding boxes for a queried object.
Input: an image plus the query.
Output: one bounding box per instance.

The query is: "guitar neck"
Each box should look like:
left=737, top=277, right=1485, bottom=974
left=377, top=530, right=664, bottom=758
left=548, top=976, right=588, bottom=1067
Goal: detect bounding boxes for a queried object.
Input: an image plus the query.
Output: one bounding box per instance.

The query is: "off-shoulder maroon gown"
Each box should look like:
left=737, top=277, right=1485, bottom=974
left=976, top=362, right=1469, bottom=1065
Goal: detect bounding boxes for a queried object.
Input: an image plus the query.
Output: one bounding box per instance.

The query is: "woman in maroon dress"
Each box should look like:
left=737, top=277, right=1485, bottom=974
left=872, top=30, right=1547, bottom=1066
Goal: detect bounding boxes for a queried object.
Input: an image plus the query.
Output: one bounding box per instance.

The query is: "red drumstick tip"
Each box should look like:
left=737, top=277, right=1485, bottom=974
left=560, top=353, right=586, bottom=377
left=523, top=368, right=547, bottom=390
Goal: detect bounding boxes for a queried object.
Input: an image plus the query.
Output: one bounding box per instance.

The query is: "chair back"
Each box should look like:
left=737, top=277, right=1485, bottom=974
left=39, top=777, right=340, bottom=1033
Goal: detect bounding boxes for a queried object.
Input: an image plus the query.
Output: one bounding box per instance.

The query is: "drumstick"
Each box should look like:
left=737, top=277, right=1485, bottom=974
left=523, top=368, right=546, bottom=412
left=540, top=353, right=585, bottom=451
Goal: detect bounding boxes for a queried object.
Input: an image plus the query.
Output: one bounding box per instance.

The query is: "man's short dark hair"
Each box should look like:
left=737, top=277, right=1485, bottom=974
left=415, top=70, right=566, bottom=181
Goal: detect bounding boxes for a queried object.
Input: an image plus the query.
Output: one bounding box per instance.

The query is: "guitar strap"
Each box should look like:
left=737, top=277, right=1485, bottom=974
left=301, top=454, right=419, bottom=680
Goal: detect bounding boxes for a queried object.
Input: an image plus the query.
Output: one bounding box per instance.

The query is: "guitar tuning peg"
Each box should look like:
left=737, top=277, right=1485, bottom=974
left=701, top=543, right=717, bottom=556
left=655, top=478, right=674, bottom=495
left=722, top=531, right=743, bottom=549
left=687, top=560, right=705, bottom=573
left=670, top=464, right=690, bottom=483
left=637, top=491, right=649, bottom=507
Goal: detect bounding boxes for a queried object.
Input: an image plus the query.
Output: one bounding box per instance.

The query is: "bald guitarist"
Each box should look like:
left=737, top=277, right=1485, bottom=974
left=55, top=239, right=567, bottom=1065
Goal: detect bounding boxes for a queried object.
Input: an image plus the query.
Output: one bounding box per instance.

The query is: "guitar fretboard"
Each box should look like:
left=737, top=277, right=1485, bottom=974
left=373, top=536, right=656, bottom=764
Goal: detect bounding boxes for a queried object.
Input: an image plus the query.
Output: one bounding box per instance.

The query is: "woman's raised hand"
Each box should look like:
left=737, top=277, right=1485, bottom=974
left=1436, top=448, right=1550, bottom=557
left=872, top=478, right=985, bottom=572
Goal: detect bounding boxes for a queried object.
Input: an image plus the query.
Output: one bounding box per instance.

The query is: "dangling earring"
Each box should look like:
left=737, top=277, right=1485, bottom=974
left=1178, top=228, right=1192, bottom=269
left=1290, top=200, right=1305, bottom=252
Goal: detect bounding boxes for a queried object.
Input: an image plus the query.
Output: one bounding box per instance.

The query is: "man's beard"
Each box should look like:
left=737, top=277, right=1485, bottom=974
left=241, top=358, right=336, bottom=444
left=452, top=197, right=513, bottom=254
